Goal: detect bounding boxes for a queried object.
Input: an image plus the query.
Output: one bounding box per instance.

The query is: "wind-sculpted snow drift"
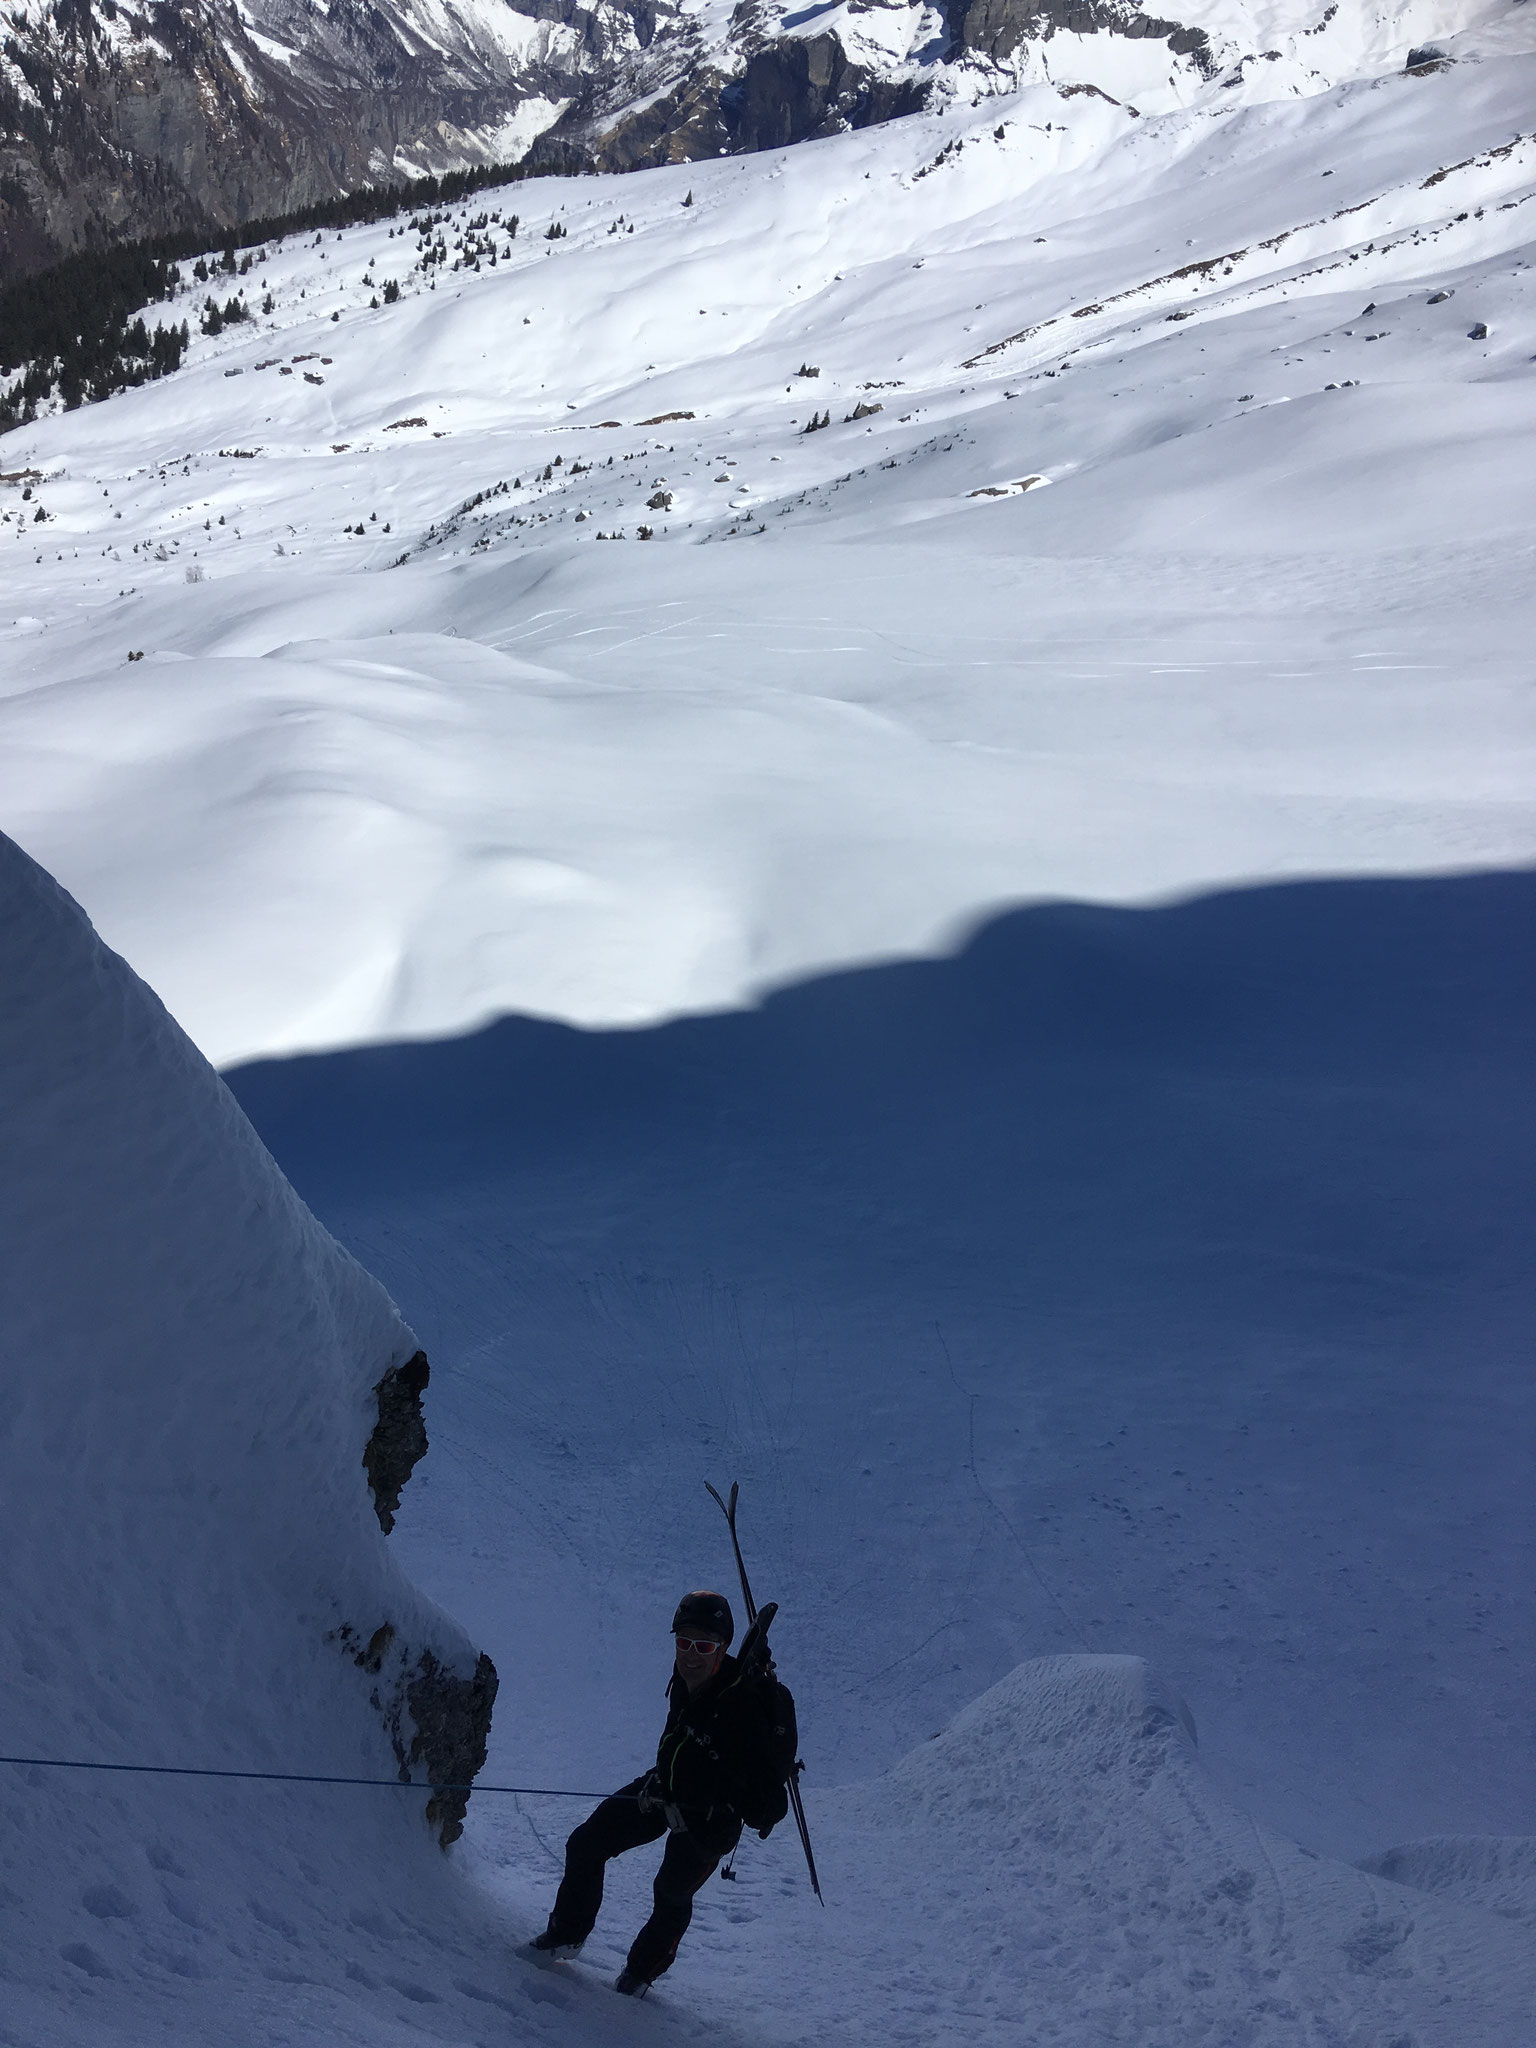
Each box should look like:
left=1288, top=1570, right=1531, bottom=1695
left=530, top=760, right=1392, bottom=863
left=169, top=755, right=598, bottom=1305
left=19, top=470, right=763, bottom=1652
left=807, top=1655, right=1536, bottom=2046
left=0, top=830, right=500, bottom=2040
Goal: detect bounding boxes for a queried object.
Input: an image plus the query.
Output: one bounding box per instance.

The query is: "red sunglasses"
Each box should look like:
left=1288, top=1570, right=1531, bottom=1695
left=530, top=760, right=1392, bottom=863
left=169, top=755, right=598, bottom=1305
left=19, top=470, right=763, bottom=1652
left=675, top=1635, right=721, bottom=1655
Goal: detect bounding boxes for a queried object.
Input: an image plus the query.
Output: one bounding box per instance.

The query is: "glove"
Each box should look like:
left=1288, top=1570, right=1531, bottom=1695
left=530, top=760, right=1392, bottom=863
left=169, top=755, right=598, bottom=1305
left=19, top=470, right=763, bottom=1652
left=635, top=1775, right=663, bottom=1816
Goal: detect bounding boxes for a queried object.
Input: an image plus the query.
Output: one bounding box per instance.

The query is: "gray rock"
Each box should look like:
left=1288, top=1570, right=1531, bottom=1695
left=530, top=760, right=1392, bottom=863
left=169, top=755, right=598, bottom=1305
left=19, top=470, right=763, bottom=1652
left=0, top=0, right=632, bottom=281
left=406, top=1648, right=500, bottom=1848
left=945, top=0, right=1214, bottom=74
left=362, top=1350, right=430, bottom=1535
left=331, top=1621, right=499, bottom=1847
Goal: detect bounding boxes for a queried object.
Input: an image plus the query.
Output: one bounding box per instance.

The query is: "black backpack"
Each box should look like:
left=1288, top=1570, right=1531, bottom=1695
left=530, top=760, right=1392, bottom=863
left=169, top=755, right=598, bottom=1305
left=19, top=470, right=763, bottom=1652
left=736, top=1676, right=798, bottom=1835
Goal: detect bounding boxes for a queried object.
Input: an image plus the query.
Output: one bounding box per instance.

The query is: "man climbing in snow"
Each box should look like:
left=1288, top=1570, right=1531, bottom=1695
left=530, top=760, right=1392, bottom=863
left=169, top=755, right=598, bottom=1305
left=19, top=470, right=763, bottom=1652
left=531, top=1589, right=797, bottom=1996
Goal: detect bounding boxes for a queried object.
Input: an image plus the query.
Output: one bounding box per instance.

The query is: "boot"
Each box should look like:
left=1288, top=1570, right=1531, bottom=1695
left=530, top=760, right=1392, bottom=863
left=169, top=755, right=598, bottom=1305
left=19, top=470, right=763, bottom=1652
left=530, top=1922, right=584, bottom=1959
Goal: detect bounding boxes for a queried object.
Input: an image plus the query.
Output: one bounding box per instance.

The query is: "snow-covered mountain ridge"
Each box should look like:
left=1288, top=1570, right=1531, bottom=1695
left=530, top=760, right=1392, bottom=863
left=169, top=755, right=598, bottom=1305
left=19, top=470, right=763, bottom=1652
left=1, top=0, right=1522, bottom=277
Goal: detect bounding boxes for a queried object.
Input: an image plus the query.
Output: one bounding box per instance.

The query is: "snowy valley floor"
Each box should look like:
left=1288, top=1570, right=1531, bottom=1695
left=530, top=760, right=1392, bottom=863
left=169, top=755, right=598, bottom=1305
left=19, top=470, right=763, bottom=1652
left=2, top=23, right=1535, bottom=2048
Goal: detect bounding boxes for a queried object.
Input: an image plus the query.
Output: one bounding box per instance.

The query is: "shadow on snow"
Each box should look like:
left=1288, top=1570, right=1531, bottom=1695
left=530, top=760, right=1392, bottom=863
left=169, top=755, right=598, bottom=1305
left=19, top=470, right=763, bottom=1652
left=228, top=869, right=1536, bottom=1860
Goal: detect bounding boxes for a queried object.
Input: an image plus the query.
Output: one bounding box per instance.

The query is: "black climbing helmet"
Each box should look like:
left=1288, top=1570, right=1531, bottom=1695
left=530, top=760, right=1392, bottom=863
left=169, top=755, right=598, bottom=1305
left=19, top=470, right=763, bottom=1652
left=672, top=1589, right=734, bottom=1647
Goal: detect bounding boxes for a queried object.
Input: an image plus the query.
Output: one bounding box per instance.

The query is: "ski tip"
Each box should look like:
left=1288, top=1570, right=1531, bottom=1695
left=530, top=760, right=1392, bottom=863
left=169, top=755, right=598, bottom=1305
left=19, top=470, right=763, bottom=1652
left=704, top=1477, right=741, bottom=1521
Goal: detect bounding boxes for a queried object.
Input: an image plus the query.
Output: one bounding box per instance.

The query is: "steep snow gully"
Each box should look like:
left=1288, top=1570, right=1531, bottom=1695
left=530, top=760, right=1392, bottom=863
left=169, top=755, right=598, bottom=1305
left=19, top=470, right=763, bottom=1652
left=2, top=10, right=1535, bottom=2046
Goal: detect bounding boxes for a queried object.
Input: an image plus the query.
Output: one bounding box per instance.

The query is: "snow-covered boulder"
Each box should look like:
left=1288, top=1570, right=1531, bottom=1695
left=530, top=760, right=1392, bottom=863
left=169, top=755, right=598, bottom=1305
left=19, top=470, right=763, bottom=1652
left=788, top=1654, right=1536, bottom=2045
left=0, top=828, right=497, bottom=2029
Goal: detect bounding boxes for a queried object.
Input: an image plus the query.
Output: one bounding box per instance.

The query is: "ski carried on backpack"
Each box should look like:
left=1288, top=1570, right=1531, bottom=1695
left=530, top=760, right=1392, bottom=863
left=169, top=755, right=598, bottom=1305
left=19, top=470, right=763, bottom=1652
left=733, top=1599, right=778, bottom=1683
left=705, top=1480, right=824, bottom=1904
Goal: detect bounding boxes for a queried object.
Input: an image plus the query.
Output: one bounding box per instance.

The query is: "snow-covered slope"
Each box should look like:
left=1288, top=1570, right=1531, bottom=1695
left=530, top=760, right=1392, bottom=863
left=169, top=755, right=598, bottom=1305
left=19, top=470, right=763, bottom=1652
left=2, top=29, right=1534, bottom=2046
left=231, top=857, right=1535, bottom=1886
left=3, top=39, right=1534, bottom=1060
left=9, top=832, right=1525, bottom=2043
left=796, top=1656, right=1536, bottom=2046
left=0, top=829, right=503, bottom=2042
left=454, top=1654, right=1536, bottom=2046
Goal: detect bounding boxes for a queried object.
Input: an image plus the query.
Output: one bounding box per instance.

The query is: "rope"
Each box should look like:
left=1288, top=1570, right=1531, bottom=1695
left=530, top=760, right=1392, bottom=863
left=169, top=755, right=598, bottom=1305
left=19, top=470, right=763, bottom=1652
left=0, top=1754, right=622, bottom=1798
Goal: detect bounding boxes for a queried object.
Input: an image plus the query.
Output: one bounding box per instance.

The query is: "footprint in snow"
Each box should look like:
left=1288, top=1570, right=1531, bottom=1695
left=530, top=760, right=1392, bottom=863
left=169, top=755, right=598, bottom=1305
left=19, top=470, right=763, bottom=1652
left=61, top=1942, right=114, bottom=1977
left=388, top=1977, right=441, bottom=2003
left=523, top=1975, right=572, bottom=2006
left=82, top=1884, right=136, bottom=1919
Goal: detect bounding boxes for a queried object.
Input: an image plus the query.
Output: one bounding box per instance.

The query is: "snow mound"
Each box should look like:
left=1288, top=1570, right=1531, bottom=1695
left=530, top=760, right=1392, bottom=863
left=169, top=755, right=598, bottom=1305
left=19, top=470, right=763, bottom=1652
left=1360, top=1835, right=1536, bottom=1928
left=760, top=1653, right=1536, bottom=2046
left=888, top=1650, right=1200, bottom=1817
left=0, top=830, right=499, bottom=2041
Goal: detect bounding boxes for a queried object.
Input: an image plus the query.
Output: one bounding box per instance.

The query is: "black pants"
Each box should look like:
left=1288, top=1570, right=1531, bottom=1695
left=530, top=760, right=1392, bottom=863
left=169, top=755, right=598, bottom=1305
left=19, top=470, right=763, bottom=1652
left=549, top=1777, right=742, bottom=1981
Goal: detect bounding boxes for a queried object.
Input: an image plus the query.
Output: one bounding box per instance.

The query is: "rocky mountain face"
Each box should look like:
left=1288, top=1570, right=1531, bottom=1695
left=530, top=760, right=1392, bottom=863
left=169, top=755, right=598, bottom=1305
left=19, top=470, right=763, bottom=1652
left=0, top=0, right=627, bottom=278
left=0, top=0, right=1482, bottom=280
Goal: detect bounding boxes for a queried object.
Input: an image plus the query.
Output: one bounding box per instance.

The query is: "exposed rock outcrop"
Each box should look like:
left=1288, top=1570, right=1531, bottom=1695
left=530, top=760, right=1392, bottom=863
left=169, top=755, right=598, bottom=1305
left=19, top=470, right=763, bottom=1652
left=942, top=0, right=1213, bottom=73
left=724, top=33, right=929, bottom=153
left=363, top=1349, right=430, bottom=1535
left=515, top=0, right=1317, bottom=179
left=352, top=1349, right=498, bottom=1844
left=534, top=63, right=732, bottom=170
left=1, top=0, right=629, bottom=280
left=332, top=1621, right=500, bottom=1848
left=408, top=1649, right=501, bottom=1847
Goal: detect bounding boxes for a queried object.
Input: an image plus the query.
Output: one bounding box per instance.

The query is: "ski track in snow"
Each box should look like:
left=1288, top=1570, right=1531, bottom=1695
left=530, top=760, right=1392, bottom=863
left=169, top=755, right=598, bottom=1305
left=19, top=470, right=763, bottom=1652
left=3, top=13, right=1536, bottom=2046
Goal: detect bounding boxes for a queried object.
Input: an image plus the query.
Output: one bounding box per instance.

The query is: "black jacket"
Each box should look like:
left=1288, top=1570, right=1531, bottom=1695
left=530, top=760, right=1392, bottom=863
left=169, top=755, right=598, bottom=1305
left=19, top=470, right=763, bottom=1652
left=651, top=1653, right=784, bottom=1822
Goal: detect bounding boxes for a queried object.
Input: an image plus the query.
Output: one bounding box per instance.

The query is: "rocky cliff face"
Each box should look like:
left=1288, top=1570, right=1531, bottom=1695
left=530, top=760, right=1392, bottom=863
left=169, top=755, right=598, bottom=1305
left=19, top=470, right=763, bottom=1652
left=940, top=0, right=1214, bottom=71
left=1, top=0, right=640, bottom=277
left=534, top=0, right=1454, bottom=173
left=0, top=0, right=1474, bottom=280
